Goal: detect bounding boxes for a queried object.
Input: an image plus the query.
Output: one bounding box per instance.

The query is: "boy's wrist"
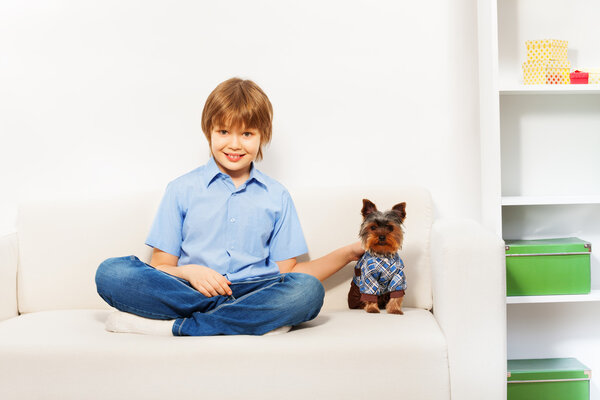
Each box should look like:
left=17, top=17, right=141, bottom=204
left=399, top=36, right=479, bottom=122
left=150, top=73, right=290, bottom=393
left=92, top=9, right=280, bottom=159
left=175, top=264, right=206, bottom=281
left=347, top=242, right=365, bottom=262
left=155, top=263, right=187, bottom=281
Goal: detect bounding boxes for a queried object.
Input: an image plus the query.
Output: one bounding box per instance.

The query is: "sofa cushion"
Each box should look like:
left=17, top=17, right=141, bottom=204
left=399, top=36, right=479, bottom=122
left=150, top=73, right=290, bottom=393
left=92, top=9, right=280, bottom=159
left=17, top=192, right=161, bottom=313
left=0, top=308, right=449, bottom=400
left=16, top=186, right=432, bottom=313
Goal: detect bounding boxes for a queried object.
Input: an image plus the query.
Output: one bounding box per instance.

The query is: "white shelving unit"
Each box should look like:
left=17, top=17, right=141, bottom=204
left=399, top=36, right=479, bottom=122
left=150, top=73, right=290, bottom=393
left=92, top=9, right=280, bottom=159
left=502, top=195, right=600, bottom=206
left=500, top=85, right=600, bottom=95
left=507, top=290, right=600, bottom=305
left=478, top=0, right=600, bottom=398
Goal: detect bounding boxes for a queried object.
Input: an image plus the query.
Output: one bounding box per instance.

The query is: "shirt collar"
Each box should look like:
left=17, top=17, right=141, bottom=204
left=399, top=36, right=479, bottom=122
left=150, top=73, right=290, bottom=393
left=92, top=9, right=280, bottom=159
left=204, top=157, right=223, bottom=187
left=365, top=251, right=399, bottom=264
left=204, top=157, right=267, bottom=190
left=248, top=165, right=268, bottom=189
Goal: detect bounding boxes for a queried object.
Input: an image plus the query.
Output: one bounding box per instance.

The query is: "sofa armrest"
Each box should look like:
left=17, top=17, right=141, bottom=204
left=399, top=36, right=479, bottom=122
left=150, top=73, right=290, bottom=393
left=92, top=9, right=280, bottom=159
left=431, top=218, right=506, bottom=400
left=0, top=233, right=18, bottom=321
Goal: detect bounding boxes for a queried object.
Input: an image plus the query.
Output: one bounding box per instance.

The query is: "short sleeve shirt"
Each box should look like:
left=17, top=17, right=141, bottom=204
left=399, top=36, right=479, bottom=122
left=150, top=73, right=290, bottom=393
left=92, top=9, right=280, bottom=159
left=145, top=157, right=308, bottom=282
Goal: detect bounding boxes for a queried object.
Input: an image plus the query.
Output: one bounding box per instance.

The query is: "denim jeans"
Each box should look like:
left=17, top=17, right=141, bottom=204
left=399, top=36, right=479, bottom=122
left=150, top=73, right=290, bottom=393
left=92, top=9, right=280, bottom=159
left=95, top=256, right=325, bottom=336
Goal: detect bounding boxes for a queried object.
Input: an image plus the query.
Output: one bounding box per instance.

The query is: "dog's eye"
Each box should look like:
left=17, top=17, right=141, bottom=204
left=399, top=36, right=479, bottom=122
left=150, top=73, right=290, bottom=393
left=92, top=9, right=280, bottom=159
left=386, top=225, right=393, bottom=232
left=370, top=226, right=376, bottom=231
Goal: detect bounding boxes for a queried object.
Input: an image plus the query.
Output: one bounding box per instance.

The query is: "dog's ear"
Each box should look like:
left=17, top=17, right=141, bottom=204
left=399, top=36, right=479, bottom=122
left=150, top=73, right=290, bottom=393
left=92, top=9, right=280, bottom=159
left=361, top=199, right=378, bottom=218
left=392, top=202, right=407, bottom=223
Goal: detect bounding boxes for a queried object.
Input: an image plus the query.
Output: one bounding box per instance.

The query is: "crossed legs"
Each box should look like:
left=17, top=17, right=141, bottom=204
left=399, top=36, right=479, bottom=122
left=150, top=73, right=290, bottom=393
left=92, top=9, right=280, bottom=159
left=95, top=256, right=325, bottom=336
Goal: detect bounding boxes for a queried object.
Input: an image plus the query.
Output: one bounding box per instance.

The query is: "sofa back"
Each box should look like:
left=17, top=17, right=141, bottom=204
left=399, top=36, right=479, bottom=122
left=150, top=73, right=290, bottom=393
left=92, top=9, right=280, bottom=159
left=17, top=193, right=160, bottom=314
left=16, top=186, right=432, bottom=314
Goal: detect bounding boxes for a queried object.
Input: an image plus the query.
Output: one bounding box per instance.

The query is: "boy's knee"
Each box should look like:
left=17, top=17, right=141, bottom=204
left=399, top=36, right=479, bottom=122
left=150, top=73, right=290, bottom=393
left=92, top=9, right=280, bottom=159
left=95, top=256, right=137, bottom=294
left=96, top=257, right=113, bottom=287
left=306, top=274, right=325, bottom=304
left=288, top=273, right=325, bottom=313
left=96, top=257, right=120, bottom=283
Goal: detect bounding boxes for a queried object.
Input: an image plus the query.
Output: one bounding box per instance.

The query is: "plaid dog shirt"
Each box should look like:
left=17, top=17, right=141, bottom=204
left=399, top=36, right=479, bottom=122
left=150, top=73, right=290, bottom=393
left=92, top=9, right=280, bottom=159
left=353, top=251, right=406, bottom=298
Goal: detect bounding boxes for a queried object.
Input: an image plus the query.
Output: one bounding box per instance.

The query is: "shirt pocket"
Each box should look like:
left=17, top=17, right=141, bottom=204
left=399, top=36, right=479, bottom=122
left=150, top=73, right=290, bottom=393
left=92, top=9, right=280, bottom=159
left=238, top=208, right=275, bottom=257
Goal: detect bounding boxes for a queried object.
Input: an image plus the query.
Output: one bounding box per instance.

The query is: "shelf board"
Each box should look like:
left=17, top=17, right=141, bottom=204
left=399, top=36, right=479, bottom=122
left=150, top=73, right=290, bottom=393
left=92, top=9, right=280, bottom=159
left=500, top=84, right=600, bottom=95
left=502, top=195, right=600, bottom=206
left=507, top=290, right=600, bottom=304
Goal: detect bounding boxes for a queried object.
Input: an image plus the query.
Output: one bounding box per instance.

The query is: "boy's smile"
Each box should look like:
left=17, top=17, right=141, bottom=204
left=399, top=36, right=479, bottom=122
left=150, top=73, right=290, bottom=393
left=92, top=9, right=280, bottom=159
left=211, top=125, right=261, bottom=186
left=224, top=153, right=244, bottom=162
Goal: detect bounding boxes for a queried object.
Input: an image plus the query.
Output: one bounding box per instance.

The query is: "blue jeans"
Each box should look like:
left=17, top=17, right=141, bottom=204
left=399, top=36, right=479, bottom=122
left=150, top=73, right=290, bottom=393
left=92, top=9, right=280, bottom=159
left=95, top=256, right=325, bottom=336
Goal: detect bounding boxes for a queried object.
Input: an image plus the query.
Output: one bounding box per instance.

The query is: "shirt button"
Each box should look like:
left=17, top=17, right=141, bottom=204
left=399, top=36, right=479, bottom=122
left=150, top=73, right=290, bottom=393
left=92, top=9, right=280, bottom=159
left=230, top=218, right=236, bottom=223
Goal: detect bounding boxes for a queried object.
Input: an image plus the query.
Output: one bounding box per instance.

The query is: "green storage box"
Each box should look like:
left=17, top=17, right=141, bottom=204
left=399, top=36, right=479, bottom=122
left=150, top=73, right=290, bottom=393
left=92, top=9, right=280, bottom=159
left=508, top=358, right=591, bottom=400
left=505, top=237, right=591, bottom=296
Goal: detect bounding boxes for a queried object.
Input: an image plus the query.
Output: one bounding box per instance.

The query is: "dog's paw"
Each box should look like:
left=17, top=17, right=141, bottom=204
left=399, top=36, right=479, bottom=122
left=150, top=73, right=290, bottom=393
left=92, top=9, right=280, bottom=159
left=386, top=297, right=404, bottom=315
left=364, top=302, right=380, bottom=313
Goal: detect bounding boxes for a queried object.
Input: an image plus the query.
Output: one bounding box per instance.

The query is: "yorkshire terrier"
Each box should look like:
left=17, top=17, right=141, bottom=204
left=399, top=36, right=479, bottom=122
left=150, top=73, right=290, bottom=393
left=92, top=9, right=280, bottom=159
left=348, top=199, right=407, bottom=314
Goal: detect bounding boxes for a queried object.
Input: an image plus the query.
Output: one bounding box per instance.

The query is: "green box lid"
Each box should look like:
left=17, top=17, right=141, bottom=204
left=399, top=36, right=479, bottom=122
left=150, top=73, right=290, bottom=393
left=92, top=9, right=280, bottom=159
left=508, top=358, right=591, bottom=382
left=505, top=237, right=591, bottom=256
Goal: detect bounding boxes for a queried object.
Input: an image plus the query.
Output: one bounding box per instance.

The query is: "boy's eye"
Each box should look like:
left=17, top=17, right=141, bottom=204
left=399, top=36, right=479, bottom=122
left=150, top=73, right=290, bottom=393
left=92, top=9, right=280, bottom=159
left=219, top=130, right=228, bottom=135
left=243, top=132, right=253, bottom=137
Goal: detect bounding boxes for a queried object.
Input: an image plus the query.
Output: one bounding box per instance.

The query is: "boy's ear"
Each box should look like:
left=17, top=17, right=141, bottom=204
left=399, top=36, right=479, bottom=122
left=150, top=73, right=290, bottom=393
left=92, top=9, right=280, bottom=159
left=392, top=202, right=407, bottom=223
left=361, top=199, right=378, bottom=218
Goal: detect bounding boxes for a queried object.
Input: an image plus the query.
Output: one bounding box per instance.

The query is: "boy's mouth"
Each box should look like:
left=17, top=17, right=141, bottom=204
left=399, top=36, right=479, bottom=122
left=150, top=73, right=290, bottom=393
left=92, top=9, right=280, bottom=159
left=225, top=153, right=245, bottom=162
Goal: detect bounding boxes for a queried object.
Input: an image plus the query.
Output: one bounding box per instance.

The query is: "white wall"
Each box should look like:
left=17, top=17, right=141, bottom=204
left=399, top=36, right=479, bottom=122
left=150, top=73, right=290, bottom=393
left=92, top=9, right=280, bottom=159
left=0, top=0, right=482, bottom=236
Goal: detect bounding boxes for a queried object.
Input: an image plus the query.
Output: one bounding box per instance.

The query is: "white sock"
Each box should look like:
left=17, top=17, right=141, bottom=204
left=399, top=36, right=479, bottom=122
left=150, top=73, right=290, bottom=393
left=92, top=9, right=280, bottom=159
left=263, top=325, right=292, bottom=336
left=105, top=311, right=174, bottom=336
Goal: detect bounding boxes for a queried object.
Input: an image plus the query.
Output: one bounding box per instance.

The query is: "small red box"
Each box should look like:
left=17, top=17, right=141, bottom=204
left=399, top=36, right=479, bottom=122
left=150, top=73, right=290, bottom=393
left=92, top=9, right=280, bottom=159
left=570, top=70, right=589, bottom=84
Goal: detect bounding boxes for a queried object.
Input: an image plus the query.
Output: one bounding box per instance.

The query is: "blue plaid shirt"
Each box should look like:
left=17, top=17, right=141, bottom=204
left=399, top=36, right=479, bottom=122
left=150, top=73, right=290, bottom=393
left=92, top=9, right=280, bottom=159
left=353, top=251, right=406, bottom=296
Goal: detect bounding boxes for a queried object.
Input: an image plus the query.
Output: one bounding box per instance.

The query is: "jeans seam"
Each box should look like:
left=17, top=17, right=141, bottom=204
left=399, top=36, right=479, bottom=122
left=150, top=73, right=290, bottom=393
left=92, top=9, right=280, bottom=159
left=205, top=277, right=282, bottom=315
left=126, top=255, right=194, bottom=290
left=144, top=261, right=195, bottom=287
left=229, top=275, right=282, bottom=286
left=176, top=318, right=185, bottom=336
left=112, top=298, right=176, bottom=320
left=165, top=273, right=196, bottom=290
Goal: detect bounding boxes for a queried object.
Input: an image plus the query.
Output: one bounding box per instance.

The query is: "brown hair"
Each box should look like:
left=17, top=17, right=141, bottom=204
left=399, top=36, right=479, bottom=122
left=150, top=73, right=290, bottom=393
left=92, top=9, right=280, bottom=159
left=201, top=78, right=273, bottom=161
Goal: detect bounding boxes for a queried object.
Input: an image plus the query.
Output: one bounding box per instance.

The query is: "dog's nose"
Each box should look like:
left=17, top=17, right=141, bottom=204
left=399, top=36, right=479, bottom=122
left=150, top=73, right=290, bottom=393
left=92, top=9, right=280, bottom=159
left=379, top=235, right=386, bottom=242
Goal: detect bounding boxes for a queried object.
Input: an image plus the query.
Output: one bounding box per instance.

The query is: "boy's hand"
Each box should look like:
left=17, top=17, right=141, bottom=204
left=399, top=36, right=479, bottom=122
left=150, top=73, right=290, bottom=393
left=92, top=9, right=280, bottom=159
left=348, top=241, right=365, bottom=262
left=180, top=264, right=232, bottom=298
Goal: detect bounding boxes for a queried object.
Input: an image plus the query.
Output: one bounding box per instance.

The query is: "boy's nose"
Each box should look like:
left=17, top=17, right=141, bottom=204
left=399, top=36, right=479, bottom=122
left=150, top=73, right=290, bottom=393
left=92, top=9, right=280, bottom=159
left=229, top=134, right=241, bottom=148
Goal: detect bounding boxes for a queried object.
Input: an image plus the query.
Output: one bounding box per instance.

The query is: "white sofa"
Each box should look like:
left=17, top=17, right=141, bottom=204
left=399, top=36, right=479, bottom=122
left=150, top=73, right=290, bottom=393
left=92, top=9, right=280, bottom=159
left=0, top=186, right=506, bottom=400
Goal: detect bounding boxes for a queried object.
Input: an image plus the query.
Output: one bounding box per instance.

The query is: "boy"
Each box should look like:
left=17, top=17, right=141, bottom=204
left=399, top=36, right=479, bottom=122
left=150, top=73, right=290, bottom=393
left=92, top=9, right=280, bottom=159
left=95, top=78, right=364, bottom=336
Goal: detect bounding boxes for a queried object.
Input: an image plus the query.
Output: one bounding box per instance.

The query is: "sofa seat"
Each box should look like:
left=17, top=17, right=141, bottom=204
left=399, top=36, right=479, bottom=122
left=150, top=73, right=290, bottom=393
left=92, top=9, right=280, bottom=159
left=0, top=308, right=449, bottom=400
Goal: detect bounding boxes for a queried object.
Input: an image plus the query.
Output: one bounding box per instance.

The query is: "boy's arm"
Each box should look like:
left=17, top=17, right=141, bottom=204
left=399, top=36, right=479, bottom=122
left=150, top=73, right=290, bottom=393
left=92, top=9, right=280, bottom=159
left=277, top=242, right=364, bottom=282
left=150, top=248, right=232, bottom=297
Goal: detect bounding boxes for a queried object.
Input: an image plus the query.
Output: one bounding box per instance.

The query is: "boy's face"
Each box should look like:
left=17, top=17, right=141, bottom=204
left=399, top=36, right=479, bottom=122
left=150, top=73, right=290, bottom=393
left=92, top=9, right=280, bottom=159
left=210, top=124, right=261, bottom=181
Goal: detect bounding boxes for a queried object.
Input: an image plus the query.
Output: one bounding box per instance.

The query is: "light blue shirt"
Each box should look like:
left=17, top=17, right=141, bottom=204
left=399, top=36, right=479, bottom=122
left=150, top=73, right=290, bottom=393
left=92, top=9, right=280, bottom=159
left=145, top=157, right=308, bottom=282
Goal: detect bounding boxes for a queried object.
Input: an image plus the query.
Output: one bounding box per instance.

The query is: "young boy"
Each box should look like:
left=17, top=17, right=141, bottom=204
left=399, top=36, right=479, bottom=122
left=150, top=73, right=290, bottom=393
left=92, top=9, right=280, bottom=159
left=95, top=78, right=364, bottom=336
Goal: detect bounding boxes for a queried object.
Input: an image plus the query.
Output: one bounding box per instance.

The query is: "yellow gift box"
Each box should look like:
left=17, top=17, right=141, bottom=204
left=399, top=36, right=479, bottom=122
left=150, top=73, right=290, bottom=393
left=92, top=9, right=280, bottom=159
left=523, top=59, right=571, bottom=85
left=582, top=68, right=600, bottom=84
left=526, top=39, right=568, bottom=62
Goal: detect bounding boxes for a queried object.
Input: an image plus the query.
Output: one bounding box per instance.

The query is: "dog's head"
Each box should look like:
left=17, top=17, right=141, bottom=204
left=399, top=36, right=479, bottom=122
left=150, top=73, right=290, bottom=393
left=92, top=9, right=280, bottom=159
left=359, top=199, right=406, bottom=257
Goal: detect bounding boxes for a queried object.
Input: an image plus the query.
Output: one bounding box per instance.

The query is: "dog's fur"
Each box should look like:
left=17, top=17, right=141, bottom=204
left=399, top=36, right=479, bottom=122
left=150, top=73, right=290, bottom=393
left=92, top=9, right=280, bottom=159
left=348, top=199, right=407, bottom=314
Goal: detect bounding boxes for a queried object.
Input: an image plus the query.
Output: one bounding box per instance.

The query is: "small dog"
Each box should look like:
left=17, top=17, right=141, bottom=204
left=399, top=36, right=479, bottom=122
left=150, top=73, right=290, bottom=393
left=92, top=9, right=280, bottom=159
left=348, top=199, right=407, bottom=314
